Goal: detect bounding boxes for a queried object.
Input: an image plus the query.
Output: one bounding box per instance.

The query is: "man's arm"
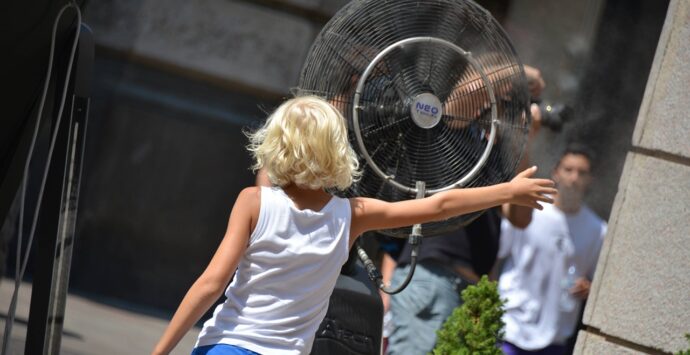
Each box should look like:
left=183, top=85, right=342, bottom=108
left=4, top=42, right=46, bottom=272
left=501, top=64, right=545, bottom=228
left=502, top=102, right=542, bottom=228
left=570, top=278, right=592, bottom=300
left=379, top=252, right=396, bottom=312
left=571, top=223, right=607, bottom=300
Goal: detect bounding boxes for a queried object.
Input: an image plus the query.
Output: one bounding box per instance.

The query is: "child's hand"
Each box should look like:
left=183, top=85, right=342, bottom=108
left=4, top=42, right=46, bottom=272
left=508, top=166, right=557, bottom=209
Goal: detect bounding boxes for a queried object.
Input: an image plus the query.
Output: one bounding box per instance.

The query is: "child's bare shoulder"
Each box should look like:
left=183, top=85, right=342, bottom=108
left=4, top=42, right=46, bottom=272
left=234, top=186, right=262, bottom=223
left=238, top=186, right=262, bottom=204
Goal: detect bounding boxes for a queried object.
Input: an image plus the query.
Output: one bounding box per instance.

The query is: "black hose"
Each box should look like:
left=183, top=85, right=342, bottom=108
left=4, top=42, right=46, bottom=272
left=356, top=234, right=422, bottom=295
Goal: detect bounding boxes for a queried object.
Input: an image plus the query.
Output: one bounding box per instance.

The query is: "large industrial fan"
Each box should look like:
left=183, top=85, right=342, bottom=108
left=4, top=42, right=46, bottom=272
left=298, top=0, right=531, bottom=238
left=299, top=2, right=531, bottom=353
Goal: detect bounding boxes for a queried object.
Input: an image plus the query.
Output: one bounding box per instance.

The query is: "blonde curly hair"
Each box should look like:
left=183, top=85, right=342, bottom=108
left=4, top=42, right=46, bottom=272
left=246, top=96, right=361, bottom=190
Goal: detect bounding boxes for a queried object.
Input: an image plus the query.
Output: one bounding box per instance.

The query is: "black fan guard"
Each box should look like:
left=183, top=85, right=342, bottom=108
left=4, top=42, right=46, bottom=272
left=297, top=0, right=531, bottom=237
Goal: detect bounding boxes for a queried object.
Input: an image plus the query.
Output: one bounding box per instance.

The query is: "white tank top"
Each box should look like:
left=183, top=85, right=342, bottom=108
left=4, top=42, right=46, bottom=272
left=195, top=186, right=352, bottom=354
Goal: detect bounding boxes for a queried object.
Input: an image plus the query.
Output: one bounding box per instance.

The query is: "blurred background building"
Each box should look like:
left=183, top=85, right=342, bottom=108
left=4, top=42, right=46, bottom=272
left=56, top=0, right=669, bottom=310
left=3, top=0, right=684, bottom=353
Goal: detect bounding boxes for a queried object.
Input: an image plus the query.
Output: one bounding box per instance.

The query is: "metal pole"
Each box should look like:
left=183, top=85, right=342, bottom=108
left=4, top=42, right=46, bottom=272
left=25, top=23, right=92, bottom=355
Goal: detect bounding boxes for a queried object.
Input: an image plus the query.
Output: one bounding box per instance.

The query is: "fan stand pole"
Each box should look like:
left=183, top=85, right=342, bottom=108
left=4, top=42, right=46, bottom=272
left=356, top=181, right=426, bottom=295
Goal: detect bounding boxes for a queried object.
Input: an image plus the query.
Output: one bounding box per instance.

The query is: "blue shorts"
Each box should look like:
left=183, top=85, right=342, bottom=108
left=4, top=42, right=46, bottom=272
left=501, top=341, right=566, bottom=355
left=191, top=344, right=260, bottom=355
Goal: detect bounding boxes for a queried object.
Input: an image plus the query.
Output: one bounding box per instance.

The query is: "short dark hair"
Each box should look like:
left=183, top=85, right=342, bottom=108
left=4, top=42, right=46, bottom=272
left=555, top=142, right=595, bottom=169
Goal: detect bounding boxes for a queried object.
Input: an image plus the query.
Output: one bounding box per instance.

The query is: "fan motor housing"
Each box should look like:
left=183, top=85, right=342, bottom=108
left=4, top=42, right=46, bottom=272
left=411, top=93, right=443, bottom=129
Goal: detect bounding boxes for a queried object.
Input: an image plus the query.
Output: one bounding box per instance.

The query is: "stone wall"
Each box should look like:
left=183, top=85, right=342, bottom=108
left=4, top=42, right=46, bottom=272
left=85, top=0, right=348, bottom=97
left=575, top=1, right=690, bottom=353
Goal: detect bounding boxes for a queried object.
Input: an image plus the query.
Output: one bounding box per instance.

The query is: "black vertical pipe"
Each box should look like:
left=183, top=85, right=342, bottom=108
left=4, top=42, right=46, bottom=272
left=25, top=24, right=93, bottom=355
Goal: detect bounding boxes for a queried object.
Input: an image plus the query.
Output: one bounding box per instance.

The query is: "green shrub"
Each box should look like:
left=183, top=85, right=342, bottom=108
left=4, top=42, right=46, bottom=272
left=432, top=275, right=505, bottom=355
left=676, top=334, right=690, bottom=355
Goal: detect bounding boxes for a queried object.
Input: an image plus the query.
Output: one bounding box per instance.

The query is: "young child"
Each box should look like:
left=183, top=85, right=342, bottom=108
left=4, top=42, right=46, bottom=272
left=152, top=96, right=556, bottom=355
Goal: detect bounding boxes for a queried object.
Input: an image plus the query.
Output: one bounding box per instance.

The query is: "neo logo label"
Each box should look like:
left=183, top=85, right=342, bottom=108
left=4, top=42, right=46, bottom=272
left=415, top=102, right=440, bottom=116
left=410, top=93, right=443, bottom=129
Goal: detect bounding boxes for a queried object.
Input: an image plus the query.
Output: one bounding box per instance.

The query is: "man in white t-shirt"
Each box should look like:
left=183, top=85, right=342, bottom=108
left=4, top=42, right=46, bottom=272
left=498, top=144, right=606, bottom=355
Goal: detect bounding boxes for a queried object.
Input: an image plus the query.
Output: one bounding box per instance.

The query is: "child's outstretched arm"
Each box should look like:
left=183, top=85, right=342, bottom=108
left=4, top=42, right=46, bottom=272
left=349, top=166, right=555, bottom=240
left=152, top=187, right=260, bottom=355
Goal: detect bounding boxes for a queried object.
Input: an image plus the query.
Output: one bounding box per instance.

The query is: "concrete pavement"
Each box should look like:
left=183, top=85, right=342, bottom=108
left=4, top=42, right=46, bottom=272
left=0, top=277, right=200, bottom=354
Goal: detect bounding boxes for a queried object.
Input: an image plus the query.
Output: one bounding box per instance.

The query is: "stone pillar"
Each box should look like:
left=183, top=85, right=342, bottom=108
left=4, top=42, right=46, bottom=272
left=575, top=1, right=690, bottom=353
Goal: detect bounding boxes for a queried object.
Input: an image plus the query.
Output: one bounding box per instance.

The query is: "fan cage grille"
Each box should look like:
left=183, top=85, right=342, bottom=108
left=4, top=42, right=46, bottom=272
left=297, top=0, right=530, bottom=237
